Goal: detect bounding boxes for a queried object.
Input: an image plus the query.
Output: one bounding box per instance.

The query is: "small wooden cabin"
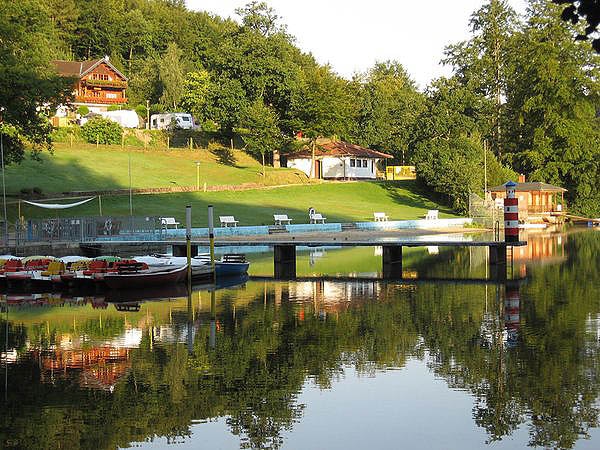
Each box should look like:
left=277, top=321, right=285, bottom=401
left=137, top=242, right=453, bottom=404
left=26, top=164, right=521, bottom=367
left=489, top=175, right=566, bottom=221
left=52, top=56, right=128, bottom=111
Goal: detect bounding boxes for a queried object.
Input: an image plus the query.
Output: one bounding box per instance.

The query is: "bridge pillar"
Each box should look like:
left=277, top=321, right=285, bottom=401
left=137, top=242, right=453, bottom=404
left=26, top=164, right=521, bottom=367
left=382, top=245, right=403, bottom=279
left=489, top=244, right=507, bottom=280
left=274, top=244, right=296, bottom=279
left=173, top=243, right=198, bottom=257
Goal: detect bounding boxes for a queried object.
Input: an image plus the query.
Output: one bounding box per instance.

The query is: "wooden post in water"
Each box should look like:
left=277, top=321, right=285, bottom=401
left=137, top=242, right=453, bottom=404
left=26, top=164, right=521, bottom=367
left=208, top=205, right=216, bottom=282
left=209, top=289, right=216, bottom=348
left=98, top=195, right=102, bottom=216
left=186, top=205, right=192, bottom=282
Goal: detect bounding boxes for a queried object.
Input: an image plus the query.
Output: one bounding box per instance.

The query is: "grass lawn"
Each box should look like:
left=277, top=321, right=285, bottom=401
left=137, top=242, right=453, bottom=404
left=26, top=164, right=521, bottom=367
left=6, top=143, right=307, bottom=194
left=15, top=181, right=457, bottom=226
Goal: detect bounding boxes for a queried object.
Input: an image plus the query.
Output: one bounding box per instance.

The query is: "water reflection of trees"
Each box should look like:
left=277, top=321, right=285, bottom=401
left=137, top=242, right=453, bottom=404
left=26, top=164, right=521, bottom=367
left=1, top=233, right=599, bottom=449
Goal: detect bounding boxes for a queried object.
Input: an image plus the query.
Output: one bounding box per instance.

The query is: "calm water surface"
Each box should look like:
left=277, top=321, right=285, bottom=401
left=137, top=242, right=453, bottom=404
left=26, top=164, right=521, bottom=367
left=1, top=229, right=599, bottom=449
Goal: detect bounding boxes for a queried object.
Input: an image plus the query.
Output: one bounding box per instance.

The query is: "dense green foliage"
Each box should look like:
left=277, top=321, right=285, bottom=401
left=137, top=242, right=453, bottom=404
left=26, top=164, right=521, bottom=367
left=0, top=0, right=74, bottom=162
left=3, top=0, right=599, bottom=215
left=432, top=0, right=600, bottom=215
left=80, top=117, right=123, bottom=144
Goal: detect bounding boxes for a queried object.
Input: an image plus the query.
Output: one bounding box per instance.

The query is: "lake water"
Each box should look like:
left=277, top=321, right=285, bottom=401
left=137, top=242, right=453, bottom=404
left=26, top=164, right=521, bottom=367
left=1, top=229, right=599, bottom=449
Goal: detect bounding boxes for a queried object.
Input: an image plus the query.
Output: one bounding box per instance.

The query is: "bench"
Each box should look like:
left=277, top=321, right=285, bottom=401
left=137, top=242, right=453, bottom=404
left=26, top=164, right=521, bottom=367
left=219, top=216, right=239, bottom=227
left=373, top=212, right=389, bottom=222
left=274, top=214, right=292, bottom=225
left=160, top=217, right=180, bottom=229
left=310, top=213, right=327, bottom=224
left=425, top=210, right=439, bottom=220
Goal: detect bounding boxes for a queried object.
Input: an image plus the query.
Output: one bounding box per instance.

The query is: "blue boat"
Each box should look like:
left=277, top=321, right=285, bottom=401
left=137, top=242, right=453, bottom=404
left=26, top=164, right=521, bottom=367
left=196, top=254, right=250, bottom=277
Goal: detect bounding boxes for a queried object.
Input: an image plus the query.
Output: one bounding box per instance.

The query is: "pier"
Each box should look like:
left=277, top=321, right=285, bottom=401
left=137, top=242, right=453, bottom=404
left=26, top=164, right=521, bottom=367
left=173, top=238, right=527, bottom=280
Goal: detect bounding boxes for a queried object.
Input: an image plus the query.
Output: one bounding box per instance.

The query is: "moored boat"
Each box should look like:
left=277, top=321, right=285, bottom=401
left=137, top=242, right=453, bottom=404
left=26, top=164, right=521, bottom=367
left=195, top=253, right=250, bottom=277
left=103, top=264, right=188, bottom=289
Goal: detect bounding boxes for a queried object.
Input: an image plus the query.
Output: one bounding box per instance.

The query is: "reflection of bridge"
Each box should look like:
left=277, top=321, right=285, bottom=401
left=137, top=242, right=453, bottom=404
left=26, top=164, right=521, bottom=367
left=182, top=238, right=526, bottom=280
left=250, top=275, right=526, bottom=285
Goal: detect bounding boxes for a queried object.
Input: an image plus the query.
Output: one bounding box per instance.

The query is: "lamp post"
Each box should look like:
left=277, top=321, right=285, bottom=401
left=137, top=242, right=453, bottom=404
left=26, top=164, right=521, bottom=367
left=128, top=148, right=133, bottom=216
left=194, top=161, right=200, bottom=190
left=146, top=100, right=150, bottom=130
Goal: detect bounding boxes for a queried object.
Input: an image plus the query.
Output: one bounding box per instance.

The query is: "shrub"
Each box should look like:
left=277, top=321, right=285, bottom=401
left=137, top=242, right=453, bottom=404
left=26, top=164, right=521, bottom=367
left=81, top=117, right=123, bottom=145
left=77, top=105, right=89, bottom=116
left=134, top=104, right=147, bottom=120
left=107, top=105, right=122, bottom=112
left=123, top=134, right=143, bottom=146
left=50, top=126, right=82, bottom=143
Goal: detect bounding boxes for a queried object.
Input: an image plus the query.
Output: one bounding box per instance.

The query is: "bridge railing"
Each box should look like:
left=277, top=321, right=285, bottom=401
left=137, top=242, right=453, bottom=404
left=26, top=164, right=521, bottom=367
left=12, top=216, right=164, bottom=244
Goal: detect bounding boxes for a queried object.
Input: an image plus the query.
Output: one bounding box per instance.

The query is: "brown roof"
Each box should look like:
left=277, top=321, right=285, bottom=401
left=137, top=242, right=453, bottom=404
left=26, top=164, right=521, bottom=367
left=288, top=140, right=393, bottom=159
left=489, top=181, right=567, bottom=193
left=52, top=57, right=127, bottom=81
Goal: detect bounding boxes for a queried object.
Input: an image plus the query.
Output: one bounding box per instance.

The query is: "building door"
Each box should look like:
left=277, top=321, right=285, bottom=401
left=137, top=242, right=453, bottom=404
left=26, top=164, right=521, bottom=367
left=314, top=160, right=321, bottom=179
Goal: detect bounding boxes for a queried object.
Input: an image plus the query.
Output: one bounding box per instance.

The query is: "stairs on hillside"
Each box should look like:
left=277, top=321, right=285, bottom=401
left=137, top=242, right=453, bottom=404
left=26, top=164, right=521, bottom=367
left=341, top=223, right=358, bottom=231
left=268, top=225, right=289, bottom=234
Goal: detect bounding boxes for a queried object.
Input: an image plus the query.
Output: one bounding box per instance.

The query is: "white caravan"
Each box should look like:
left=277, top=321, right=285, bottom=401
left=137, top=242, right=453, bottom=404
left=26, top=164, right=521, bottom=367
left=150, top=113, right=195, bottom=130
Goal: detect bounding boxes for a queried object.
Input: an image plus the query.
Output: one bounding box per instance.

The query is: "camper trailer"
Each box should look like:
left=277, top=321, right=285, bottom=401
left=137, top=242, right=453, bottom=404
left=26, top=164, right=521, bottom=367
left=150, top=113, right=195, bottom=130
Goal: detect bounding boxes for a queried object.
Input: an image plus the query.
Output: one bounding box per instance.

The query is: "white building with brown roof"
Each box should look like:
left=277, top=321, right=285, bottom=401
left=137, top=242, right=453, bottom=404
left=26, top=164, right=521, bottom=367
left=286, top=139, right=392, bottom=179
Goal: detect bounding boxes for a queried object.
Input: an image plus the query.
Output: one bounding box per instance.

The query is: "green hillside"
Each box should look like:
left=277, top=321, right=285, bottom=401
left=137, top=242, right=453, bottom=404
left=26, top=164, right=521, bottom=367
left=15, top=181, right=456, bottom=226
left=6, top=143, right=307, bottom=194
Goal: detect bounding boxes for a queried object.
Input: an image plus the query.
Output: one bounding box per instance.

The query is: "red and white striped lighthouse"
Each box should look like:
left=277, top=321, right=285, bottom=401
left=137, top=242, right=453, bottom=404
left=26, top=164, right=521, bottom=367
left=504, top=180, right=519, bottom=243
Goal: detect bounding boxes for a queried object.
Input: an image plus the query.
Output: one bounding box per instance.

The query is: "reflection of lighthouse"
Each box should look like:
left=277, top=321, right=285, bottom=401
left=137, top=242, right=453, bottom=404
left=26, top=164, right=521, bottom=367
left=504, top=284, right=520, bottom=347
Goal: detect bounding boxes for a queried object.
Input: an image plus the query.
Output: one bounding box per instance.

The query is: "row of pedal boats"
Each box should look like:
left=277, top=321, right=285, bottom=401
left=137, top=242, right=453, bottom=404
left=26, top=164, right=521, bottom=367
left=0, top=254, right=250, bottom=290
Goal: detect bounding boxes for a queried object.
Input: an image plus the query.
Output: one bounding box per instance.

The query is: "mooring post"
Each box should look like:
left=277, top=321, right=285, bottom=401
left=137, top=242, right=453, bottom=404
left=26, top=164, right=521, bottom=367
left=382, top=245, right=403, bottom=279
left=274, top=244, right=296, bottom=279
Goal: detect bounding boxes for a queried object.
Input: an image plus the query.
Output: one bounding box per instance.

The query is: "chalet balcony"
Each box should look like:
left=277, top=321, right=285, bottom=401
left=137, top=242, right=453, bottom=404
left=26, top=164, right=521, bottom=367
left=527, top=205, right=566, bottom=214
left=76, top=96, right=127, bottom=104
left=84, top=79, right=127, bottom=88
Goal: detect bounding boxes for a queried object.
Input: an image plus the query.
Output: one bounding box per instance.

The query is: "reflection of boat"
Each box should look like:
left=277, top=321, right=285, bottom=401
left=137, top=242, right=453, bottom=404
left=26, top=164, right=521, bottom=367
left=103, top=264, right=188, bottom=289
left=105, top=283, right=189, bottom=302
left=105, top=273, right=249, bottom=303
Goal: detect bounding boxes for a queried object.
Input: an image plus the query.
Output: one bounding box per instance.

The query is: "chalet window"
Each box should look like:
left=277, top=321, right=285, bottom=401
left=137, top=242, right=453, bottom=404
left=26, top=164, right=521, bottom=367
left=106, top=93, right=117, bottom=99
left=350, top=159, right=355, bottom=167
left=362, top=159, right=368, bottom=168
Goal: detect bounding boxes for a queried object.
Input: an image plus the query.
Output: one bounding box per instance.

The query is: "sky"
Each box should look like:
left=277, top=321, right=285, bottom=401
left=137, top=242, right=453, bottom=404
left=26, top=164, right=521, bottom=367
left=186, top=0, right=527, bottom=90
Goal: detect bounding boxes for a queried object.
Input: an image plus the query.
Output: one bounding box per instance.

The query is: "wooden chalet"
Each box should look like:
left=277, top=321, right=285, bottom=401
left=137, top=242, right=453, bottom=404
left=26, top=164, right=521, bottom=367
left=489, top=175, right=567, bottom=222
left=52, top=56, right=128, bottom=110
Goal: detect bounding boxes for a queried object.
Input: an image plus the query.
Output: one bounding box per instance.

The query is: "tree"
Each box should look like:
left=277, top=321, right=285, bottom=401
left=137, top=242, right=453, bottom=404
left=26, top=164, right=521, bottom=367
left=504, top=0, right=600, bottom=216
left=180, top=69, right=212, bottom=127
left=0, top=0, right=74, bottom=163
left=237, top=99, right=283, bottom=175
left=158, top=42, right=187, bottom=110
left=412, top=77, right=514, bottom=212
left=235, top=1, right=287, bottom=37
left=443, top=0, right=520, bottom=159
left=354, top=61, right=425, bottom=163
left=554, top=0, right=600, bottom=51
